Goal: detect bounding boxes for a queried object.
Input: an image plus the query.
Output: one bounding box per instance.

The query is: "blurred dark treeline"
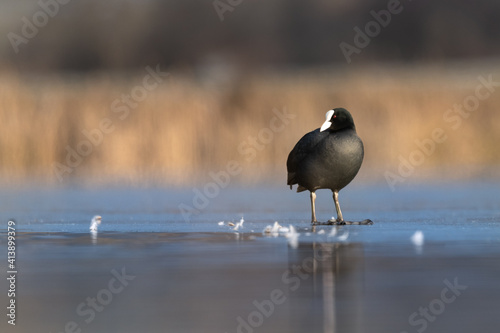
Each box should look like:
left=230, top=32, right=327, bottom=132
left=2, top=0, right=500, bottom=73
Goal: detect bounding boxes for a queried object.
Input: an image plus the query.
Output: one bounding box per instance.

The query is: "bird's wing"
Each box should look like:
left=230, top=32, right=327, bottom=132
left=286, top=128, right=326, bottom=186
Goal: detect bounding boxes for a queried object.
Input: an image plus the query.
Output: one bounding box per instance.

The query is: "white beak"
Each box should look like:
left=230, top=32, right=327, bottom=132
left=320, top=109, right=335, bottom=132
left=320, top=121, right=332, bottom=132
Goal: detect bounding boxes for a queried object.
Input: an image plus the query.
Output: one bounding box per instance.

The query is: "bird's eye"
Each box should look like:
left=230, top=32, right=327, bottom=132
left=333, top=115, right=337, bottom=119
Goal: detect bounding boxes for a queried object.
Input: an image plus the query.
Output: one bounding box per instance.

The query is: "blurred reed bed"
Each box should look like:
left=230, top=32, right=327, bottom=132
left=1, top=64, right=499, bottom=186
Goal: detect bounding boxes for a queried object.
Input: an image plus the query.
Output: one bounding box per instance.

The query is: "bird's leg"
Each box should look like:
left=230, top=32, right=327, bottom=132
left=333, top=190, right=345, bottom=225
left=310, top=191, right=317, bottom=224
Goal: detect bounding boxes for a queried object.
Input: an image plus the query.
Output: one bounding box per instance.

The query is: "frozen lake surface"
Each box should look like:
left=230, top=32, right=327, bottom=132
left=1, top=182, right=499, bottom=332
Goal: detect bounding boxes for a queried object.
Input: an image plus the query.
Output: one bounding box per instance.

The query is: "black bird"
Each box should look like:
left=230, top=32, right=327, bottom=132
left=287, top=108, right=371, bottom=225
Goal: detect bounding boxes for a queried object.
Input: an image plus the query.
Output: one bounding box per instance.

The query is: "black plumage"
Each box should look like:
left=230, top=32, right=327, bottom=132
left=287, top=108, right=367, bottom=224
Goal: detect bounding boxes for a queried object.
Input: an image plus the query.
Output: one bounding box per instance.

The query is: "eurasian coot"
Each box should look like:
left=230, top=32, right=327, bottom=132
left=287, top=108, right=371, bottom=225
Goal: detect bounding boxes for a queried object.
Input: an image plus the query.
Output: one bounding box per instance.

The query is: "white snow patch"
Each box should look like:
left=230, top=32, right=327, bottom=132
left=286, top=225, right=299, bottom=249
left=411, top=230, right=424, bottom=246
left=263, top=221, right=289, bottom=236
left=233, top=217, right=245, bottom=231
left=337, top=231, right=349, bottom=241
left=90, top=215, right=102, bottom=232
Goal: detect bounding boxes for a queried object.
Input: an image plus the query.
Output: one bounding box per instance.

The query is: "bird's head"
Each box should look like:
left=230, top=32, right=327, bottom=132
left=320, top=108, right=356, bottom=132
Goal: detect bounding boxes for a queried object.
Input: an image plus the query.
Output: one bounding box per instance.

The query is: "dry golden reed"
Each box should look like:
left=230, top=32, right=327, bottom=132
left=1, top=64, right=499, bottom=186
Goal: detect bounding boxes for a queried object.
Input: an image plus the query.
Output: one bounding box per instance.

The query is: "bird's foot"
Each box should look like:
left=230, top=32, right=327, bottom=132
left=326, top=218, right=373, bottom=225
left=327, top=218, right=345, bottom=225
left=353, top=219, right=374, bottom=225
left=312, top=220, right=341, bottom=226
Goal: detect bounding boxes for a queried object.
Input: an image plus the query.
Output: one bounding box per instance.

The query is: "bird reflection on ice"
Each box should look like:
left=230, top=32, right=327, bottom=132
left=287, top=241, right=366, bottom=333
